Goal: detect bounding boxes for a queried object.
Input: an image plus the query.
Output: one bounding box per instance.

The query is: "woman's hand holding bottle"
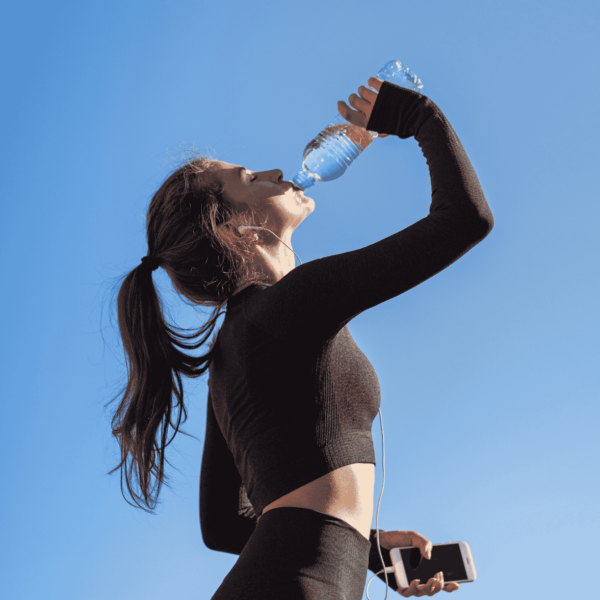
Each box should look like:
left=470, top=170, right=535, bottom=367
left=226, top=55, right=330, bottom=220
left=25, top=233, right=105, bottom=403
left=337, top=77, right=390, bottom=138
left=292, top=62, right=421, bottom=190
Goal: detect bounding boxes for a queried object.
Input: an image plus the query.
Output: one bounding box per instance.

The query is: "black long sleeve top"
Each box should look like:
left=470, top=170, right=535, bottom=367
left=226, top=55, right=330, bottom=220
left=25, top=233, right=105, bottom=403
left=199, top=81, right=494, bottom=589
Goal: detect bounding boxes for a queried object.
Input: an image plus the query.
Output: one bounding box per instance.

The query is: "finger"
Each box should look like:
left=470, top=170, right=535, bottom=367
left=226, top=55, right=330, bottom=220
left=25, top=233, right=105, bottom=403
left=415, top=580, right=436, bottom=598
left=337, top=100, right=350, bottom=120
left=347, top=93, right=370, bottom=116
left=426, top=573, right=444, bottom=596
left=337, top=100, right=365, bottom=126
left=378, top=530, right=417, bottom=550
left=422, top=539, right=433, bottom=560
left=408, top=531, right=433, bottom=559
left=413, top=583, right=430, bottom=598
left=414, top=574, right=439, bottom=597
left=357, top=84, right=377, bottom=104
left=368, top=76, right=384, bottom=91
left=399, top=578, right=421, bottom=597
left=442, top=582, right=460, bottom=592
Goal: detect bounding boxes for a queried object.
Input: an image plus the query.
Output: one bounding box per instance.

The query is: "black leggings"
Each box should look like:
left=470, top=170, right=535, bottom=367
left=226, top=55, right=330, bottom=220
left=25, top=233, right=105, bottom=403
left=210, top=506, right=372, bottom=600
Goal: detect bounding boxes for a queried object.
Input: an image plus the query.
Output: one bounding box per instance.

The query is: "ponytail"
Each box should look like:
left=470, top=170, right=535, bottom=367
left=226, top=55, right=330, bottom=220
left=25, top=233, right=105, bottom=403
left=105, top=154, right=264, bottom=513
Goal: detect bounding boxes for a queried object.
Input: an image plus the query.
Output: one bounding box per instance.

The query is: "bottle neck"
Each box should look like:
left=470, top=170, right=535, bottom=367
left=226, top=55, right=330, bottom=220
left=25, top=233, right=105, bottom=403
left=291, top=169, right=316, bottom=191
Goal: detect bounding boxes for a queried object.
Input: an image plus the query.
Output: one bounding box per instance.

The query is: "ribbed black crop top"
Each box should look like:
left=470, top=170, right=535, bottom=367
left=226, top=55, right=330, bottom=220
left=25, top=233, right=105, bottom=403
left=199, top=81, right=494, bottom=584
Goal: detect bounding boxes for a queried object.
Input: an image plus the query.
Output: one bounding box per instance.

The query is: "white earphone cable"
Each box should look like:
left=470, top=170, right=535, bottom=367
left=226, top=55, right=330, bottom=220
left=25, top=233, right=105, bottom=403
left=237, top=225, right=303, bottom=265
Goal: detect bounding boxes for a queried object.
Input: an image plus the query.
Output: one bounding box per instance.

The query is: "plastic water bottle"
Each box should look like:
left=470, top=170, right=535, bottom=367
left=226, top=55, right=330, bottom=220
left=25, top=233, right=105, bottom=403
left=291, top=60, right=423, bottom=192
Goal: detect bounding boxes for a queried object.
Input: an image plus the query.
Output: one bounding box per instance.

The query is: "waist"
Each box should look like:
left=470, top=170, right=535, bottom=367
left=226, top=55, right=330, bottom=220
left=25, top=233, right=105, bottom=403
left=258, top=463, right=375, bottom=540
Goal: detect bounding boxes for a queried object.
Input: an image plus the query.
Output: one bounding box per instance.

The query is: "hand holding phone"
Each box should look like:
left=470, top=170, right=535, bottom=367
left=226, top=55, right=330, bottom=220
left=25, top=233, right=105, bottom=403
left=379, top=530, right=462, bottom=595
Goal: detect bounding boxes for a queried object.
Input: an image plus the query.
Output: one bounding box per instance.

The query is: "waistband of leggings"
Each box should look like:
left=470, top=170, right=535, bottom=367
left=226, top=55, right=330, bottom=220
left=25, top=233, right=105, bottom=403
left=257, top=506, right=372, bottom=550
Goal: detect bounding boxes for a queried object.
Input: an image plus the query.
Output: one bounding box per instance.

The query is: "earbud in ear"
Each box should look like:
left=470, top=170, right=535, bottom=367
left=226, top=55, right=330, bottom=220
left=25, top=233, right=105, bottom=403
left=238, top=226, right=260, bottom=241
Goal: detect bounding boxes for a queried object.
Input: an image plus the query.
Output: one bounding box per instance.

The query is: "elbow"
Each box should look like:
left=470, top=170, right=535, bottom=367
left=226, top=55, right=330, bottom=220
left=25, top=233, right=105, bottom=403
left=467, top=193, right=494, bottom=239
left=473, top=208, right=494, bottom=241
left=484, top=210, right=495, bottom=234
left=478, top=215, right=494, bottom=241
left=483, top=215, right=494, bottom=241
left=200, top=520, right=220, bottom=552
left=202, top=534, right=225, bottom=554
left=452, top=201, right=494, bottom=242
left=479, top=202, right=495, bottom=236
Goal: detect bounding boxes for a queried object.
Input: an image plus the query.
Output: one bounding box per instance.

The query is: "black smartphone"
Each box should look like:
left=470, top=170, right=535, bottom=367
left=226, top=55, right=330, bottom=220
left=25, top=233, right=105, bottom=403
left=390, top=542, right=477, bottom=587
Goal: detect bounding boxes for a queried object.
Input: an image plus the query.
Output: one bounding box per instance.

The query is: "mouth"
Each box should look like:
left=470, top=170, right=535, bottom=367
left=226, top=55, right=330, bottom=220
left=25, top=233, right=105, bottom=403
left=287, top=181, right=303, bottom=193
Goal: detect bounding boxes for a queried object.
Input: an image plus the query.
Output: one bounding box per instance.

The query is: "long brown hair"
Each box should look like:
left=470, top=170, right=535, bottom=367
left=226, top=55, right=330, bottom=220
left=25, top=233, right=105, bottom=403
left=105, top=154, right=266, bottom=513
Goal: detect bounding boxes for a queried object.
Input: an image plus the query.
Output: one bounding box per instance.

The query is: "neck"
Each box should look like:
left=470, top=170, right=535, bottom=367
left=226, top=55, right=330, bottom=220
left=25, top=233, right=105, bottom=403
left=256, top=235, right=296, bottom=279
left=230, top=231, right=297, bottom=298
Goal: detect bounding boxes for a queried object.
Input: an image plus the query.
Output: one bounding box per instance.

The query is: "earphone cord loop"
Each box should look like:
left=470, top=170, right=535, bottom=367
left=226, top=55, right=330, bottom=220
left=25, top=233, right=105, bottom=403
left=238, top=226, right=303, bottom=265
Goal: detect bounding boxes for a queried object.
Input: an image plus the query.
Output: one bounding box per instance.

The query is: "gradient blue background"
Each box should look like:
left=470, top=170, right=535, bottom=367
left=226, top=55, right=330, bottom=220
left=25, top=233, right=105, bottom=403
left=2, top=1, right=598, bottom=599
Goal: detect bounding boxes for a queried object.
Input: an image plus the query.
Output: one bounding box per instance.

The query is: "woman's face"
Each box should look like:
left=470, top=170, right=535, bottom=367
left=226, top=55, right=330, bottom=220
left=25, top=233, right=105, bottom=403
left=213, top=161, right=314, bottom=234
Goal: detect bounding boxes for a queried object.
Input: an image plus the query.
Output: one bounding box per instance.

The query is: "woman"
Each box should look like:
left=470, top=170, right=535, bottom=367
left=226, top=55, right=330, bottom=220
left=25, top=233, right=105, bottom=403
left=109, top=76, right=493, bottom=599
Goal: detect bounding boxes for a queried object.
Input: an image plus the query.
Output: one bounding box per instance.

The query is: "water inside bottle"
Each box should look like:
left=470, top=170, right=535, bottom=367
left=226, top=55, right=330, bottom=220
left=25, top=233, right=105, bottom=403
left=294, top=118, right=377, bottom=188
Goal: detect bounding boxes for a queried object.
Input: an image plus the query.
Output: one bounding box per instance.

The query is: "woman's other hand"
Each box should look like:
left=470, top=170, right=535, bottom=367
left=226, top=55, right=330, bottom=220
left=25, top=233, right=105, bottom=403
left=337, top=77, right=389, bottom=138
left=378, top=530, right=460, bottom=596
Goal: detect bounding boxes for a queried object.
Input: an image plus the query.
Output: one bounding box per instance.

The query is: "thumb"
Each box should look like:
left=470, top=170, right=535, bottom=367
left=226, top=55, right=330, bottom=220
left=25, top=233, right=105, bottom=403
left=422, top=540, right=433, bottom=560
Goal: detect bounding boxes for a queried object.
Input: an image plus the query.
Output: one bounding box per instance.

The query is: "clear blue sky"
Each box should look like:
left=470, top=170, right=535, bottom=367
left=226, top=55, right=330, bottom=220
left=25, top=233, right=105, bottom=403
left=2, top=1, right=598, bottom=599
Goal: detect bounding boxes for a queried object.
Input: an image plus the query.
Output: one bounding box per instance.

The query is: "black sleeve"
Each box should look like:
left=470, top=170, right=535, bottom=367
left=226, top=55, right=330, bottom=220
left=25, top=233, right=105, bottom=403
left=199, top=388, right=257, bottom=555
left=247, top=81, right=495, bottom=341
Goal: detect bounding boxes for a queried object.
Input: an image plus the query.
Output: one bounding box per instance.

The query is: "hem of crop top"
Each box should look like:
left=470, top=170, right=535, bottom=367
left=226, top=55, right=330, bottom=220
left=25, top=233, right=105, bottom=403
left=246, top=430, right=376, bottom=517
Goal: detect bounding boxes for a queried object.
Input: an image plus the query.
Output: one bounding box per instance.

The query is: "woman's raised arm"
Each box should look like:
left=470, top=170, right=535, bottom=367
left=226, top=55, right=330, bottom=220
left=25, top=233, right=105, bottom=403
left=245, top=81, right=494, bottom=342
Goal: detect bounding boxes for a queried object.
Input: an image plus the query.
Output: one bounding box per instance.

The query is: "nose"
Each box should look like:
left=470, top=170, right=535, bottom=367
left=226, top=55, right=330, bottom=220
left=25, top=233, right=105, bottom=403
left=269, top=169, right=284, bottom=183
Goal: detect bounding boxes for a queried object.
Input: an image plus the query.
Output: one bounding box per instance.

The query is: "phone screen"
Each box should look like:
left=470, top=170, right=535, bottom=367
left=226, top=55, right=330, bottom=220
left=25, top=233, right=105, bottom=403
left=400, top=544, right=467, bottom=583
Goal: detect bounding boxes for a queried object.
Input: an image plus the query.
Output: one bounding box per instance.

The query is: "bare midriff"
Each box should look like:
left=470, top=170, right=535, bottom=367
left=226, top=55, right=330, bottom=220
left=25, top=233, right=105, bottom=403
left=257, top=463, right=375, bottom=541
